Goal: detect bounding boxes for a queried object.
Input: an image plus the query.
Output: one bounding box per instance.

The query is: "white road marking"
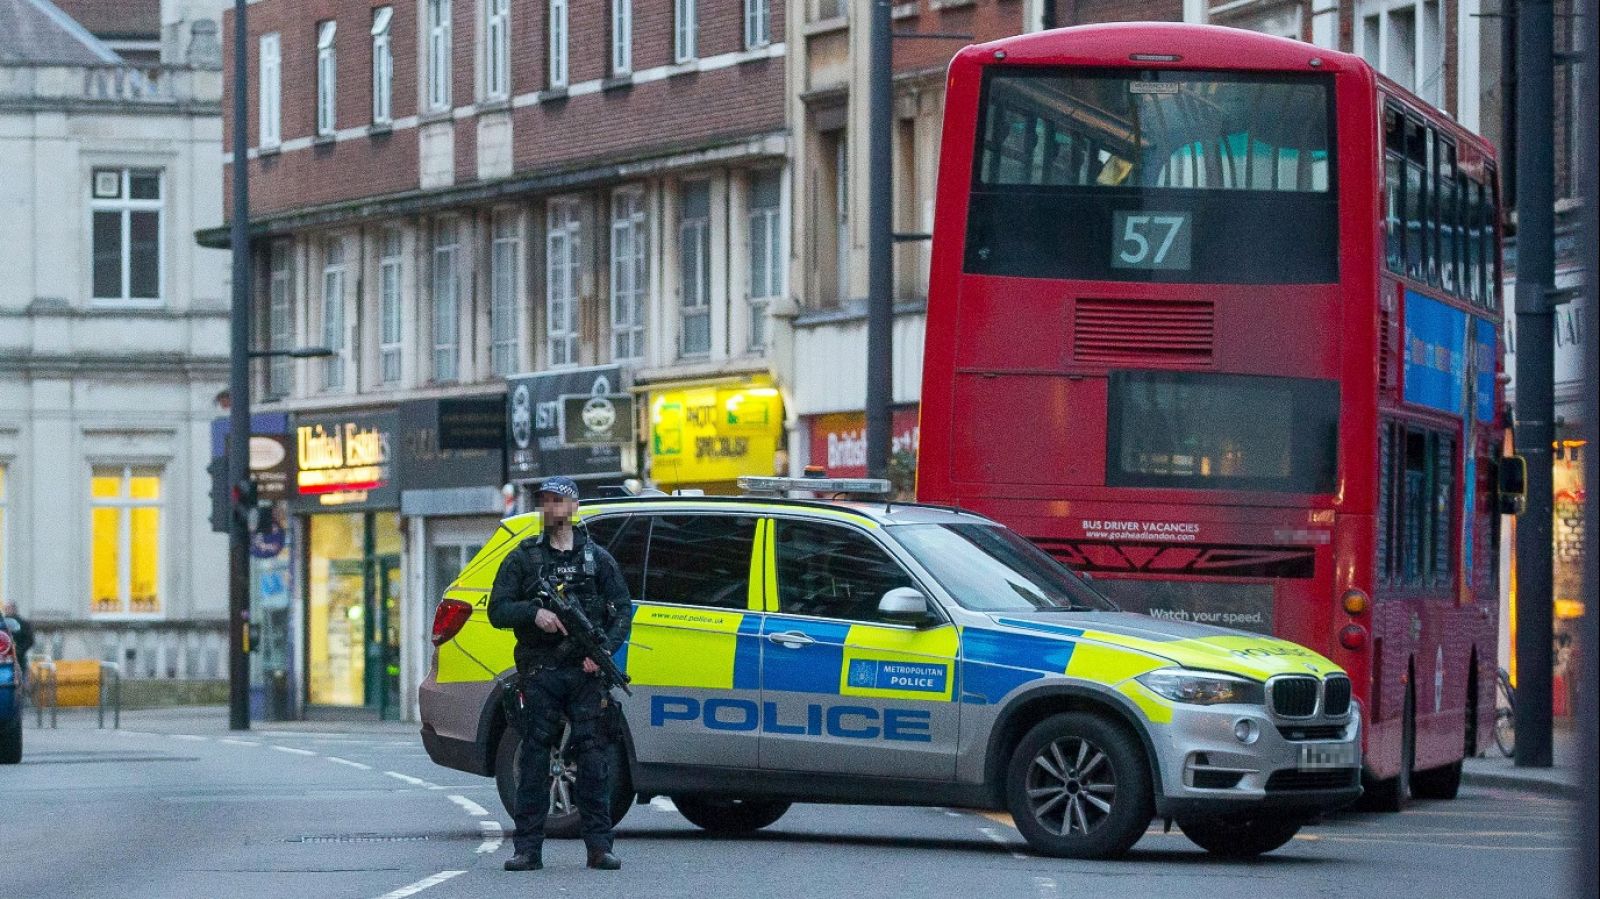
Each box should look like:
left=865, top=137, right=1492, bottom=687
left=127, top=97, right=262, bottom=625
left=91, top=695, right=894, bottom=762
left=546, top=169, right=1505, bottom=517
left=649, top=796, right=677, bottom=813
left=171, top=734, right=207, bottom=742
left=384, top=770, right=444, bottom=790
left=448, top=795, right=489, bottom=817
left=219, top=738, right=259, bottom=746
left=475, top=819, right=505, bottom=854
left=1034, top=875, right=1060, bottom=898
left=944, top=810, right=963, bottom=818
left=370, top=870, right=466, bottom=899
left=326, top=756, right=373, bottom=770
left=271, top=745, right=317, bottom=756
left=979, top=826, right=1028, bottom=860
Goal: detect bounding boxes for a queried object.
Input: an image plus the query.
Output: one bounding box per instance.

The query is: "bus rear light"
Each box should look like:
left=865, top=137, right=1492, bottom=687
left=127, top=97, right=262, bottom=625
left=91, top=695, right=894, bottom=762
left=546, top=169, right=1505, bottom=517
left=1338, top=624, right=1368, bottom=651
left=1341, top=589, right=1369, bottom=616
left=431, top=599, right=474, bottom=647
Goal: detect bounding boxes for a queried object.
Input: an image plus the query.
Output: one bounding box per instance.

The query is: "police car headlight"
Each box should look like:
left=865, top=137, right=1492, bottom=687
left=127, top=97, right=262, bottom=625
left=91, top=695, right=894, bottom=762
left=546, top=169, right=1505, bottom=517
left=1136, top=670, right=1266, bottom=706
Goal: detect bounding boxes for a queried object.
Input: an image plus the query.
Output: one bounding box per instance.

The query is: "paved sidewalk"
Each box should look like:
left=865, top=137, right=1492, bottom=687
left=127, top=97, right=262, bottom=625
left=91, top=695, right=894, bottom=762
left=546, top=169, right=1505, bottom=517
left=28, top=703, right=421, bottom=737
left=1462, top=719, right=1579, bottom=797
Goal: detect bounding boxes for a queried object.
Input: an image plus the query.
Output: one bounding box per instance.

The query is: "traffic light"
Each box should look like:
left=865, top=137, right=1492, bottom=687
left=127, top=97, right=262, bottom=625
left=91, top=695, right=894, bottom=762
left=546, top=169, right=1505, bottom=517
left=207, top=456, right=228, bottom=533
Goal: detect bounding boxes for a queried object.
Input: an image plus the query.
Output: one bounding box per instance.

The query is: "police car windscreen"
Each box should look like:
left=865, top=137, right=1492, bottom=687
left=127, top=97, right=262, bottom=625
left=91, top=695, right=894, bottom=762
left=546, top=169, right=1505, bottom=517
left=895, top=524, right=1117, bottom=613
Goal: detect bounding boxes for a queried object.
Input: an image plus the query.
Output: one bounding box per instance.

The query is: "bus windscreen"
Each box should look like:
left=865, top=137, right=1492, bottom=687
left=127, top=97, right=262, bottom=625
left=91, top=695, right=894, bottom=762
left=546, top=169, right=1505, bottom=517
left=965, top=69, right=1338, bottom=284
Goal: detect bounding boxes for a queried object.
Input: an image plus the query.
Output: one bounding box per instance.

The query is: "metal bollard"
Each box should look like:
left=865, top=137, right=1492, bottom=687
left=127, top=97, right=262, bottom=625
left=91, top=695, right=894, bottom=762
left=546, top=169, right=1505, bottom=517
left=32, top=659, right=58, bottom=729
left=97, top=662, right=122, bottom=729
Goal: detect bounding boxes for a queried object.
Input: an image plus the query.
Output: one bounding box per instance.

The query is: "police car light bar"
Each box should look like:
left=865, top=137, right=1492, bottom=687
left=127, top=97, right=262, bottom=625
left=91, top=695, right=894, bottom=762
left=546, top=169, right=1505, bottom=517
left=737, top=476, right=892, bottom=497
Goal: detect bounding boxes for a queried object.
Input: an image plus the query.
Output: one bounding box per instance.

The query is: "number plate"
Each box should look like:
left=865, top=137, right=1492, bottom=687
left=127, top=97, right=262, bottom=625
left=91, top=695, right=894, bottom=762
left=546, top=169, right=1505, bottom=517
left=1298, top=741, right=1357, bottom=770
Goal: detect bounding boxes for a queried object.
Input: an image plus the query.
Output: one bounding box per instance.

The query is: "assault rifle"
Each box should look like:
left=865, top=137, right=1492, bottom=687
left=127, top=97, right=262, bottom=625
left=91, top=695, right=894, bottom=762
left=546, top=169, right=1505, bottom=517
left=539, top=577, right=633, bottom=696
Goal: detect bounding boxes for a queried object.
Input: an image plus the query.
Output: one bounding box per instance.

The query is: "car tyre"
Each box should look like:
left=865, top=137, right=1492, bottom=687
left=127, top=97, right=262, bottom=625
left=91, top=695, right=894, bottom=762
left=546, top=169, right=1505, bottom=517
left=1004, top=712, right=1153, bottom=859
left=1363, top=685, right=1415, bottom=812
left=494, top=721, right=632, bottom=838
left=0, top=716, right=21, bottom=764
left=672, top=797, right=791, bottom=834
left=1177, top=816, right=1303, bottom=857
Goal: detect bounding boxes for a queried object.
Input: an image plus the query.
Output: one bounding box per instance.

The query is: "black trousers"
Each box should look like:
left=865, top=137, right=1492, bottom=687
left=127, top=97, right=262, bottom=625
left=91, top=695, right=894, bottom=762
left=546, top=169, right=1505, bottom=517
left=512, top=665, right=614, bottom=855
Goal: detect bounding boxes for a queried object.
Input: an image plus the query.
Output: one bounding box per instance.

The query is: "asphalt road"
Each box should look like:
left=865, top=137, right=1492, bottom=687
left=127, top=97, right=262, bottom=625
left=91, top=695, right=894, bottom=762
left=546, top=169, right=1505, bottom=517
left=1, top=715, right=1578, bottom=899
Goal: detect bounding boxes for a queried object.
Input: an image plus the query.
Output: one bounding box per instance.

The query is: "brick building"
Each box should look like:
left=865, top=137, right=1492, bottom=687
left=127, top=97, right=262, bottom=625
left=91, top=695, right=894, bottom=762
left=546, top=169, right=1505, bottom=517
left=202, top=0, right=789, bottom=719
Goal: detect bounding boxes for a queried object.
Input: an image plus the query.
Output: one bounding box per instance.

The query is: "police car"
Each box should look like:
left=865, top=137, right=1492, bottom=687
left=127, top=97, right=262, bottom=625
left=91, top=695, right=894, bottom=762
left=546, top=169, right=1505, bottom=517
left=420, top=477, right=1360, bottom=859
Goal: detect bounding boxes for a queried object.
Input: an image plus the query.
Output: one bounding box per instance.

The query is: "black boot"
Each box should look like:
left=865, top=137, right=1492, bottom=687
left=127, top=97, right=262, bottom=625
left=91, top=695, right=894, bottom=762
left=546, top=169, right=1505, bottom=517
left=504, top=851, right=543, bottom=872
left=586, top=849, right=621, bottom=870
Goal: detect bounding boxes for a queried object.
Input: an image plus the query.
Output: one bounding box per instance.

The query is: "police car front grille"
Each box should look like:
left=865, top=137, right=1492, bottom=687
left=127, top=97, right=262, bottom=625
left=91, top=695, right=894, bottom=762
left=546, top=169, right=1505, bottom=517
left=1270, top=676, right=1320, bottom=718
left=1265, top=769, right=1359, bottom=792
left=1323, top=675, right=1352, bottom=717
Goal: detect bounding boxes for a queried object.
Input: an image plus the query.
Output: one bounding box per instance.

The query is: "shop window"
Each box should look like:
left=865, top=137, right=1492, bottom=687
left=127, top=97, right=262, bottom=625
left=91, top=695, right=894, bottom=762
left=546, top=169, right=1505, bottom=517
left=643, top=515, right=756, bottom=609
left=90, top=466, right=162, bottom=616
left=773, top=521, right=915, bottom=623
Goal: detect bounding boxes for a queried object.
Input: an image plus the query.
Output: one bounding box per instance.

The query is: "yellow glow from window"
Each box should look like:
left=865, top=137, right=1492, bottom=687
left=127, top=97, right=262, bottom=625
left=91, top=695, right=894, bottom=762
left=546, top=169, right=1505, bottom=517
left=129, top=506, right=160, bottom=614
left=91, top=507, right=121, bottom=613
left=91, top=475, right=121, bottom=499
left=129, top=475, right=160, bottom=500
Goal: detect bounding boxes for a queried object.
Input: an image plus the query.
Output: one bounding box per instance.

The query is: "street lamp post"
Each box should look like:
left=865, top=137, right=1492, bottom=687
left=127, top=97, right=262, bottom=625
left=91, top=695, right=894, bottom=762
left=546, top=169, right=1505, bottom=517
left=226, top=0, right=252, bottom=732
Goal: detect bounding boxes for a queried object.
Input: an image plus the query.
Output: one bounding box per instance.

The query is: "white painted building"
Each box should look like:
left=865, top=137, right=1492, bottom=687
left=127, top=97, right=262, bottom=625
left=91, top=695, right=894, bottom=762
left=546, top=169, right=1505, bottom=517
left=0, top=0, right=229, bottom=681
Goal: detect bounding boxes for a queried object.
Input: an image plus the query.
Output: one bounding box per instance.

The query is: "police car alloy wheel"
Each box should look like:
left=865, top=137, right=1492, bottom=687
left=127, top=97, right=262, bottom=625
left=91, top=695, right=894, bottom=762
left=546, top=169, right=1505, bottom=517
left=1005, top=713, right=1153, bottom=859
left=671, top=797, right=791, bottom=834
left=1176, top=816, right=1302, bottom=857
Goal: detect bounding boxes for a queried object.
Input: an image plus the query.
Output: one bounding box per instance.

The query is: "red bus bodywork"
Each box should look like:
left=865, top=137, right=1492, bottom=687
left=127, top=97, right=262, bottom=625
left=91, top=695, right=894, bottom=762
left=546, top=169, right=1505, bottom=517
left=918, top=23, right=1504, bottom=790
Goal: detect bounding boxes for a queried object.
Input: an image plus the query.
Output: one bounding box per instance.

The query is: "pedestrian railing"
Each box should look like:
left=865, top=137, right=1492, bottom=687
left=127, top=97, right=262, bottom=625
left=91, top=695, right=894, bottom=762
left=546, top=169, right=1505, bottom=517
left=27, top=657, right=121, bottom=729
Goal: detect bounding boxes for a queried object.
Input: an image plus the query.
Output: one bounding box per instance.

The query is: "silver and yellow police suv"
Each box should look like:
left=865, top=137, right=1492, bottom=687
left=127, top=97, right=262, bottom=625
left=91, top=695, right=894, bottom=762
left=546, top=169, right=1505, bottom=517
left=420, top=477, right=1360, bottom=860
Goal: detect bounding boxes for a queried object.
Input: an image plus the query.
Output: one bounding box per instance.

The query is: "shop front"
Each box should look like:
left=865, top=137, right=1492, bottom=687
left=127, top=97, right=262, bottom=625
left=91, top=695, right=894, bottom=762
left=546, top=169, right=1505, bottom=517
left=802, top=405, right=921, bottom=496
left=290, top=410, right=402, bottom=719
left=647, top=377, right=785, bottom=494
left=506, top=365, right=634, bottom=504
left=397, top=395, right=506, bottom=722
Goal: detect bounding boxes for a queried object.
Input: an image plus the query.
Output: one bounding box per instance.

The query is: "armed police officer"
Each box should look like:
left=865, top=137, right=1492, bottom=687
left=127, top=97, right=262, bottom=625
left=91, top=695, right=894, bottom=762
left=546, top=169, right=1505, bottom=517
left=488, top=476, right=632, bottom=872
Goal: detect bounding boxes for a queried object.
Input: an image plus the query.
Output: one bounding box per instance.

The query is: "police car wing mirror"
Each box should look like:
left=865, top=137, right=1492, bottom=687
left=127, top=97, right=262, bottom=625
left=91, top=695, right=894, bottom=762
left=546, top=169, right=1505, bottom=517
left=878, top=587, right=929, bottom=620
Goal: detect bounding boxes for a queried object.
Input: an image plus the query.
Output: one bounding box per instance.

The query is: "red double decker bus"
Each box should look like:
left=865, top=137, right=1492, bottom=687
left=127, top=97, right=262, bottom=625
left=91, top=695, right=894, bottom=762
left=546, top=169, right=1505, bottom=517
left=917, top=23, right=1511, bottom=808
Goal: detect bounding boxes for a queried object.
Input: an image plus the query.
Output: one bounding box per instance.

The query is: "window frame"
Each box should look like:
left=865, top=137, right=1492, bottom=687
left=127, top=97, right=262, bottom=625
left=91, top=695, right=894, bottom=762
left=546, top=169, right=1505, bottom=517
left=610, top=188, right=648, bottom=362
left=611, top=0, right=633, bottom=76
left=320, top=237, right=348, bottom=390
left=259, top=32, right=282, bottom=147
left=266, top=241, right=293, bottom=398
left=746, top=168, right=784, bottom=350
left=744, top=0, right=771, bottom=50
left=489, top=210, right=521, bottom=376
left=546, top=199, right=581, bottom=367
left=675, top=0, right=697, bottom=64
left=371, top=7, right=394, bottom=125
left=88, top=465, right=164, bottom=619
left=485, top=0, right=511, bottom=101
left=1376, top=419, right=1459, bottom=591
left=431, top=218, right=461, bottom=383
left=427, top=0, right=453, bottom=112
left=316, top=20, right=338, bottom=137
left=678, top=179, right=713, bottom=358
left=378, top=227, right=404, bottom=384
left=548, top=0, right=569, bottom=88
left=90, top=167, right=164, bottom=307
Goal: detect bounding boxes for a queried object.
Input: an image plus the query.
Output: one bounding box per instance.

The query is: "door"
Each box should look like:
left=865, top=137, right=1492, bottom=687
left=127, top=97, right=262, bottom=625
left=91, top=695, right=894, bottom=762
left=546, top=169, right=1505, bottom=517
left=620, top=513, right=766, bottom=768
left=759, top=519, right=961, bottom=779
left=370, top=554, right=402, bottom=719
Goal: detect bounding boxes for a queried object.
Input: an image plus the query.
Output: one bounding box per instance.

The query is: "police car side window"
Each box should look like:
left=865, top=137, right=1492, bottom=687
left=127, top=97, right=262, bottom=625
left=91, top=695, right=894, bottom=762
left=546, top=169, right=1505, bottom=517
left=642, top=515, right=757, bottom=610
left=585, top=515, right=648, bottom=600
left=773, top=521, right=916, bottom=623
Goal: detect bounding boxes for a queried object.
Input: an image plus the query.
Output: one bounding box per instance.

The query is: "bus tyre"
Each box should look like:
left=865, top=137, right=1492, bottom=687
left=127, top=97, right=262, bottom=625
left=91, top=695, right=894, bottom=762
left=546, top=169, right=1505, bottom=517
left=494, top=723, right=632, bottom=838
left=1005, top=712, right=1153, bottom=859
left=1177, top=816, right=1302, bottom=858
left=1364, top=686, right=1415, bottom=813
left=1411, top=759, right=1462, bottom=799
left=672, top=797, right=791, bottom=834
left=0, top=716, right=20, bottom=765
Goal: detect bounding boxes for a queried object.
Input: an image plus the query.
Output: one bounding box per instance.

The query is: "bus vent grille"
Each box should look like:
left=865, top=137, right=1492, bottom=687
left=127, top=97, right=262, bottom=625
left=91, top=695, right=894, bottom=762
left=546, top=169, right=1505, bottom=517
left=1379, top=306, right=1396, bottom=390
left=1073, top=298, right=1214, bottom=365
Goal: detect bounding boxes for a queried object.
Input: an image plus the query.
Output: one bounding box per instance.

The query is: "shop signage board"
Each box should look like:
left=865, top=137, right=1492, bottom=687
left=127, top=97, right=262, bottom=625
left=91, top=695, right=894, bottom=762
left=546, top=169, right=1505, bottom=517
left=288, top=410, right=399, bottom=511
left=805, top=407, right=921, bottom=479
left=561, top=393, right=635, bottom=446
left=397, top=397, right=506, bottom=490
left=507, top=365, right=627, bottom=481
left=650, top=382, right=783, bottom=487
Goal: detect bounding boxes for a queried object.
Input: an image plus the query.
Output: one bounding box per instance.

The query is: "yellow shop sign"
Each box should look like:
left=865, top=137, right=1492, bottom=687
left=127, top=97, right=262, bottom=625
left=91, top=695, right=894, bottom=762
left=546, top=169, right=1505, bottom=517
left=651, top=383, right=783, bottom=487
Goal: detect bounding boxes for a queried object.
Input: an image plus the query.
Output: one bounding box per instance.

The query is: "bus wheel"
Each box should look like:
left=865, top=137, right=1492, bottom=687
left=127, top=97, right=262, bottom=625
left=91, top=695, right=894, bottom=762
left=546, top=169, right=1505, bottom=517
left=1005, top=712, right=1153, bottom=859
left=1364, top=686, right=1415, bottom=812
left=1177, top=816, right=1302, bottom=857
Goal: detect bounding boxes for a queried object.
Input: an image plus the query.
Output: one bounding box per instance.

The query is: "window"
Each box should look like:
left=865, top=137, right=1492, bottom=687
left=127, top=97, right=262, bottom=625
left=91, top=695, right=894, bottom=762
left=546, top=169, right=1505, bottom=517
left=546, top=200, right=581, bottom=366
left=490, top=212, right=520, bottom=376
left=1383, top=106, right=1404, bottom=274
left=1403, top=117, right=1426, bottom=280
left=91, top=168, right=162, bottom=303
left=548, top=0, right=569, bottom=88
left=266, top=242, right=293, bottom=398
left=90, top=466, right=162, bottom=616
left=611, top=190, right=648, bottom=361
left=485, top=0, right=510, bottom=100
left=773, top=521, right=916, bottom=622
left=611, top=0, right=632, bottom=75
left=968, top=70, right=1338, bottom=284
left=379, top=228, right=403, bottom=384
left=1378, top=422, right=1456, bottom=588
left=585, top=515, right=649, bottom=600
left=427, top=0, right=452, bottom=111
left=321, top=238, right=347, bottom=390
left=1438, top=138, right=1457, bottom=295
left=316, top=20, right=337, bottom=137
left=371, top=7, right=393, bottom=124
left=896, top=524, right=1115, bottom=613
left=679, top=181, right=712, bottom=357
left=1107, top=371, right=1340, bottom=494
left=1360, top=0, right=1445, bottom=107
left=432, top=219, right=460, bottom=382
left=642, top=515, right=757, bottom=609
left=747, top=170, right=783, bottom=349
left=675, top=0, right=697, bottom=63
left=745, top=0, right=771, bottom=49
left=259, top=32, right=281, bottom=147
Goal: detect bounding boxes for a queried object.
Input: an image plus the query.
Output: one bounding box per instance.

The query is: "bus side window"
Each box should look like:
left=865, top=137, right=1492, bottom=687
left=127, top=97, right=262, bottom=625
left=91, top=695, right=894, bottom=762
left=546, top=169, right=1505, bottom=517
left=1424, top=126, right=1440, bottom=288
left=1404, top=118, right=1427, bottom=281
left=1461, top=170, right=1480, bottom=306
left=1439, top=139, right=1458, bottom=296
left=1384, top=106, right=1405, bottom=275
left=1486, top=169, right=1502, bottom=310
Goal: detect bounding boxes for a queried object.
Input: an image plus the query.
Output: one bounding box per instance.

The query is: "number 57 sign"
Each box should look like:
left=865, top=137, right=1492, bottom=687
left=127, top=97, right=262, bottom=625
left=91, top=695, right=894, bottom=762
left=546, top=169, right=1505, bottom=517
left=1111, top=210, right=1192, bottom=271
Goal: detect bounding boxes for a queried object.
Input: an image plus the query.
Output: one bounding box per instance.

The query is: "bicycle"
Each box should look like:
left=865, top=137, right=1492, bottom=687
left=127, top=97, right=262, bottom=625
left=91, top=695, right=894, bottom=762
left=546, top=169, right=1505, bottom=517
left=1494, top=667, right=1515, bottom=757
